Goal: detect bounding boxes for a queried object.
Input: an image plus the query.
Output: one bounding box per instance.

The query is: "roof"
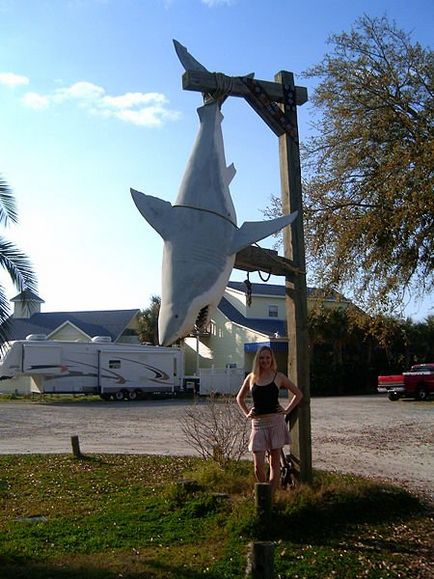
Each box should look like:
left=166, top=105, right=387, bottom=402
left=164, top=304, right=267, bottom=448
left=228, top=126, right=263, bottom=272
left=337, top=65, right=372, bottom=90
left=5, top=309, right=140, bottom=342
left=11, top=289, right=45, bottom=303
left=227, top=280, right=347, bottom=301
left=218, top=297, right=286, bottom=337
left=227, top=280, right=317, bottom=297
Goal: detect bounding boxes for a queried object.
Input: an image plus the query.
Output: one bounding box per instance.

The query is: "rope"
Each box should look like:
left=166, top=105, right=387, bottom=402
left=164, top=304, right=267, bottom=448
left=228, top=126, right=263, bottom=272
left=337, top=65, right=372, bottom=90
left=258, top=270, right=271, bottom=282
left=244, top=273, right=252, bottom=307
left=204, top=73, right=234, bottom=103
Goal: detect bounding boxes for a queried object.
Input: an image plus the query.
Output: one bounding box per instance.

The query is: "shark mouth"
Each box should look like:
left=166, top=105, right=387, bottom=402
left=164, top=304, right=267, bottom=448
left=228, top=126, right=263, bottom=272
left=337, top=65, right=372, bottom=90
left=194, top=306, right=210, bottom=333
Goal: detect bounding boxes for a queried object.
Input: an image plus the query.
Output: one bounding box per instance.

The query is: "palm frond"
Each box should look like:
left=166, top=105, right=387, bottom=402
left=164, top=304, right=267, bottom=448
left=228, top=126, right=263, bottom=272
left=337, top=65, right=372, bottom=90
left=0, top=176, right=37, bottom=351
left=0, top=236, right=37, bottom=294
left=0, top=176, right=18, bottom=225
left=0, top=284, right=12, bottom=351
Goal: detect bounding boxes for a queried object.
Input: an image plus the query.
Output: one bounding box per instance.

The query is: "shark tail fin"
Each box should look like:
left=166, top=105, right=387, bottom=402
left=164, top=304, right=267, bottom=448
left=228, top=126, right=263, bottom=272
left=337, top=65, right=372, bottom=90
left=173, top=39, right=208, bottom=73
left=131, top=188, right=174, bottom=240
left=230, top=211, right=298, bottom=254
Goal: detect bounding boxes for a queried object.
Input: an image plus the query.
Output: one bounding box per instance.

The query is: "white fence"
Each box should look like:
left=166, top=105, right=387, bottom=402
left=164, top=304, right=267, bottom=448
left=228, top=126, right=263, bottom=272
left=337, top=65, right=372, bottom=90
left=199, top=367, right=245, bottom=395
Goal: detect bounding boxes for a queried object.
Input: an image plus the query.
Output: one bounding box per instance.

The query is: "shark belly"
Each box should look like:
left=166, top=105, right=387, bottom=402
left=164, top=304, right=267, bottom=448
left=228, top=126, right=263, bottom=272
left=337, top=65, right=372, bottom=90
left=158, top=209, right=236, bottom=345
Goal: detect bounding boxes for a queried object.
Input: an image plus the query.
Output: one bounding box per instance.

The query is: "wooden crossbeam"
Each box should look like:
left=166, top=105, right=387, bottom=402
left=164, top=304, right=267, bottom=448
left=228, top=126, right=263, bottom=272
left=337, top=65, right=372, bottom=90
left=235, top=246, right=299, bottom=277
left=182, top=70, right=308, bottom=106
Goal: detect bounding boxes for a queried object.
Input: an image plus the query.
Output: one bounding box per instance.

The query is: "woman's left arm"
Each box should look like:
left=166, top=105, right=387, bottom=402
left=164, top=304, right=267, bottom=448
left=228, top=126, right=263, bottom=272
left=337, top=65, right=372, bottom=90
left=277, top=373, right=303, bottom=415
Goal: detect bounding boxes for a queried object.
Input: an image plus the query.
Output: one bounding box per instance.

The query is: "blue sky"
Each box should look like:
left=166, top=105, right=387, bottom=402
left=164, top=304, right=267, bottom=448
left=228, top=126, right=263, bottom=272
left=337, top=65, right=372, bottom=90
left=0, top=0, right=432, bottom=319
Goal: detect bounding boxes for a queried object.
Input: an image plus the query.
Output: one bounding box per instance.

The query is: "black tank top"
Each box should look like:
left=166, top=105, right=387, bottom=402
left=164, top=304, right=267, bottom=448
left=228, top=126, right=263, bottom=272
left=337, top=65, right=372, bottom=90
left=251, top=376, right=280, bottom=415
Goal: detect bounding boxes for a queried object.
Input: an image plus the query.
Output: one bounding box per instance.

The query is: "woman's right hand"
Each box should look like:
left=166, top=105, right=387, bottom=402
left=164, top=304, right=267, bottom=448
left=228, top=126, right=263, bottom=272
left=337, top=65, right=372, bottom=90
left=246, top=408, right=256, bottom=419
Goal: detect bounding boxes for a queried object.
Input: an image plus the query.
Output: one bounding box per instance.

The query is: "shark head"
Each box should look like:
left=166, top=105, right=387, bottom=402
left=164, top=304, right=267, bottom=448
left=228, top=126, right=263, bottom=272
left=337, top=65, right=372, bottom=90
left=158, top=298, right=211, bottom=347
left=158, top=241, right=234, bottom=346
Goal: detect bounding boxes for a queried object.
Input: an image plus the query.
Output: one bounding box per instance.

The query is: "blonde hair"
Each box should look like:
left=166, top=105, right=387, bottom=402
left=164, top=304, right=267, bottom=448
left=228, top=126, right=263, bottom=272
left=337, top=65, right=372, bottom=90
left=251, top=346, right=277, bottom=382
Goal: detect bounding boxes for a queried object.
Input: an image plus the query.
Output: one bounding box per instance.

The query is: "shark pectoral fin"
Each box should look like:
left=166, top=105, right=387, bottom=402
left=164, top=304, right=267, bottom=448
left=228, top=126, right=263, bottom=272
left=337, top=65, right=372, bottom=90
left=230, top=211, right=299, bottom=254
left=131, top=188, right=174, bottom=240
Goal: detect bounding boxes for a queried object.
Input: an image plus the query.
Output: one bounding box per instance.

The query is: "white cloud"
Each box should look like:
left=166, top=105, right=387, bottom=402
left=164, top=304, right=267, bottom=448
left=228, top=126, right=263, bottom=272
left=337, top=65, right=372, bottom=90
left=108, top=105, right=181, bottom=127
left=19, top=79, right=180, bottom=128
left=53, top=81, right=105, bottom=103
left=0, top=72, right=29, bottom=87
left=201, top=0, right=233, bottom=6
left=102, top=92, right=167, bottom=109
left=21, top=92, right=50, bottom=109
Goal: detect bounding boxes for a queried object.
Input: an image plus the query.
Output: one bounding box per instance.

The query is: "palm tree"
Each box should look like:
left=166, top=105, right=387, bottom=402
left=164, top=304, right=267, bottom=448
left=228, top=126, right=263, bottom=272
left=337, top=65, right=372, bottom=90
left=137, top=295, right=161, bottom=345
left=0, top=175, right=37, bottom=346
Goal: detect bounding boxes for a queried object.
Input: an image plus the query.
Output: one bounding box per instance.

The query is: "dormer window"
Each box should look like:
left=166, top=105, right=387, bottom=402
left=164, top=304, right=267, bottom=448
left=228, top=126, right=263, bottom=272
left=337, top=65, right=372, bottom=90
left=268, top=305, right=278, bottom=318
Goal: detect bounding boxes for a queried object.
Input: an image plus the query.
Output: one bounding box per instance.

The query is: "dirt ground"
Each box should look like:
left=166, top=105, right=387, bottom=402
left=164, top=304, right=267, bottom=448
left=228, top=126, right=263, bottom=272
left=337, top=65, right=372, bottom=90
left=0, top=395, right=432, bottom=503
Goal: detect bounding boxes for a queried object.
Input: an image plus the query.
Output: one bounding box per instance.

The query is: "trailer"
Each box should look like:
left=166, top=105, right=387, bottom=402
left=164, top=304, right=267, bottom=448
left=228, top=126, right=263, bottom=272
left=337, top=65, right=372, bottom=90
left=0, top=335, right=183, bottom=401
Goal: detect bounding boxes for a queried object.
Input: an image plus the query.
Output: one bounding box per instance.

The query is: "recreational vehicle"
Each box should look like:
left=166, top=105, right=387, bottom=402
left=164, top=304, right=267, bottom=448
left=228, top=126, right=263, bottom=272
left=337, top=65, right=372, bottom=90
left=0, top=335, right=183, bottom=400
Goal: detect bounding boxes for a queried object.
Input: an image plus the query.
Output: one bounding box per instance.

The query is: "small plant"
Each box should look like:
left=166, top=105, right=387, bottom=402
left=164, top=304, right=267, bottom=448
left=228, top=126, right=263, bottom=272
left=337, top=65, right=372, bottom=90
left=181, top=394, right=249, bottom=466
left=186, top=459, right=253, bottom=495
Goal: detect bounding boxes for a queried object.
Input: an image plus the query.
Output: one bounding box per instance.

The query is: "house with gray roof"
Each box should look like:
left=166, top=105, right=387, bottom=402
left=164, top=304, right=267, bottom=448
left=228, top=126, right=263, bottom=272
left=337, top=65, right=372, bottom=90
left=182, top=280, right=352, bottom=375
left=0, top=291, right=141, bottom=395
left=5, top=291, right=141, bottom=344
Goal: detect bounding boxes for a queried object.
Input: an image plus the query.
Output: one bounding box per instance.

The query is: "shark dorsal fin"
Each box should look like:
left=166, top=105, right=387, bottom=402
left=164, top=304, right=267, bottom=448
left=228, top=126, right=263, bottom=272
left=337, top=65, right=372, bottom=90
left=230, top=211, right=298, bottom=254
left=131, top=188, right=174, bottom=240
left=225, top=163, right=236, bottom=186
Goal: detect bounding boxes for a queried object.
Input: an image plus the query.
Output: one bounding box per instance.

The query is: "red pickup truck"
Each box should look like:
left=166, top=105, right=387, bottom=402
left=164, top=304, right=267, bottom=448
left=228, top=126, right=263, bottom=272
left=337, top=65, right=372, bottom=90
left=378, top=363, right=434, bottom=401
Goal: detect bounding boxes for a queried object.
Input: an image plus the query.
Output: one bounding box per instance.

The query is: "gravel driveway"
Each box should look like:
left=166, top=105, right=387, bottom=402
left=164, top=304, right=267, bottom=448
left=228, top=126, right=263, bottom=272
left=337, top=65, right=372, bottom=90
left=0, top=395, right=432, bottom=502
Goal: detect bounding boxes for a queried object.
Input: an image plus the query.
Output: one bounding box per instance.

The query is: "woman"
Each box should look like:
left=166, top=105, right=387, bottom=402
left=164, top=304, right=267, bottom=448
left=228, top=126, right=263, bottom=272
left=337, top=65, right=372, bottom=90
left=236, top=345, right=303, bottom=493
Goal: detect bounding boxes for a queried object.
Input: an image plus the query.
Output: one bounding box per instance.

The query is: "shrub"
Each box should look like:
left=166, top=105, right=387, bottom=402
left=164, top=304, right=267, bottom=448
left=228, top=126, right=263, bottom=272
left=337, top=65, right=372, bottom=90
left=181, top=394, right=249, bottom=466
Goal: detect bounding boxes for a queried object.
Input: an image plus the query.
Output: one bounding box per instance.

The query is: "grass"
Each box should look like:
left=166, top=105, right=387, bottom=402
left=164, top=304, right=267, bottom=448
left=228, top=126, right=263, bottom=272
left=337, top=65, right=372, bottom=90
left=0, top=455, right=432, bottom=578
left=0, top=392, right=195, bottom=403
left=0, top=393, right=102, bottom=403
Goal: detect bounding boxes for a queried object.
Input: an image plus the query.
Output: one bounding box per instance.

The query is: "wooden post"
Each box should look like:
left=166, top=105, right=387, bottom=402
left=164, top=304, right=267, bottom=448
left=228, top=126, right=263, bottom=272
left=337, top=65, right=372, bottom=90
left=246, top=541, right=275, bottom=579
left=275, top=70, right=312, bottom=483
left=71, top=435, right=81, bottom=458
left=177, top=58, right=312, bottom=483
left=255, top=483, right=272, bottom=525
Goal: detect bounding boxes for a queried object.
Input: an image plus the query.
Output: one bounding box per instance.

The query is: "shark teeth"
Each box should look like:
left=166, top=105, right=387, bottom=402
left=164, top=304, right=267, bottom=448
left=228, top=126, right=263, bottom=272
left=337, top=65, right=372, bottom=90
left=195, top=306, right=209, bottom=332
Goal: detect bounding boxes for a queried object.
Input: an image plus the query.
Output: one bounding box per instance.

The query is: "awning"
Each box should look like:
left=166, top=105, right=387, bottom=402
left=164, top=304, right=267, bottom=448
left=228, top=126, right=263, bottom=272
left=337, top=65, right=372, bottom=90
left=244, top=340, right=288, bottom=353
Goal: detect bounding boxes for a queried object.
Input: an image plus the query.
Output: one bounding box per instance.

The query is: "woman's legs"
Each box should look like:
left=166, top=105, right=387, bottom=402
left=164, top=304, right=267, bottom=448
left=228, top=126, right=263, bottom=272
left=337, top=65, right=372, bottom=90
left=268, top=448, right=281, bottom=493
left=252, top=451, right=267, bottom=483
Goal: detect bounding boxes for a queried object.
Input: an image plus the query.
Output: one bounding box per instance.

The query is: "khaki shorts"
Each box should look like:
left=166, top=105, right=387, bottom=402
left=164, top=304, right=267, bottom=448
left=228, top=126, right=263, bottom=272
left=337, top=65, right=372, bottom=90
left=248, top=413, right=290, bottom=452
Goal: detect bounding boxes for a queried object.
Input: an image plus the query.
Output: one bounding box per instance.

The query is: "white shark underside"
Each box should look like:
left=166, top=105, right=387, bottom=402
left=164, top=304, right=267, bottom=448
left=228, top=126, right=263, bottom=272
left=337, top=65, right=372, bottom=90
left=132, top=100, right=297, bottom=346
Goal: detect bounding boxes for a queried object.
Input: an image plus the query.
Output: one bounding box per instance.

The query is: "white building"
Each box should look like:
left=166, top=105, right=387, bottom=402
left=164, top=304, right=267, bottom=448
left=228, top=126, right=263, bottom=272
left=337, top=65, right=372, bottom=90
left=182, top=280, right=351, bottom=375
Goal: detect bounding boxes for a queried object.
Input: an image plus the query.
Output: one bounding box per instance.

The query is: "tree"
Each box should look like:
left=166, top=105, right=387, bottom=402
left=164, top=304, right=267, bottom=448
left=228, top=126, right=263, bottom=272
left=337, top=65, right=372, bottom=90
left=137, top=295, right=161, bottom=345
left=267, top=15, right=433, bottom=314
left=0, top=175, right=37, bottom=347
left=307, top=304, right=374, bottom=394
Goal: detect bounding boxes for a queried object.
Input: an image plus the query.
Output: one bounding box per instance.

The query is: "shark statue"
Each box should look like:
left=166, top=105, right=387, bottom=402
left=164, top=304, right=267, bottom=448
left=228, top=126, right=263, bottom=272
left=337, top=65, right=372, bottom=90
left=131, top=41, right=298, bottom=346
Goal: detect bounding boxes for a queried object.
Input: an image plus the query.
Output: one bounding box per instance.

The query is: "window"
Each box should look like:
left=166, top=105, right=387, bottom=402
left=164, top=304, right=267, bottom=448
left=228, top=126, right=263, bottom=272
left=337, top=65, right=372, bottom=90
left=109, top=360, right=121, bottom=369
left=268, top=305, right=278, bottom=318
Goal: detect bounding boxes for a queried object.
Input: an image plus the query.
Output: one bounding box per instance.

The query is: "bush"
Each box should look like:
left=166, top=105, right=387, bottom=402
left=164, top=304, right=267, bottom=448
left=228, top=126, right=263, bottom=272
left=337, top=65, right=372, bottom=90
left=180, top=394, right=249, bottom=466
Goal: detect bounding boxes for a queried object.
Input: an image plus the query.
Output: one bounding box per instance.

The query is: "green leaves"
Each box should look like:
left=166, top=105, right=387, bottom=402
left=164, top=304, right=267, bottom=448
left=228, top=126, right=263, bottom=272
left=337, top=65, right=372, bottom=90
left=0, top=176, right=18, bottom=225
left=0, top=175, right=37, bottom=348
left=301, top=15, right=434, bottom=313
left=138, top=295, right=161, bottom=345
